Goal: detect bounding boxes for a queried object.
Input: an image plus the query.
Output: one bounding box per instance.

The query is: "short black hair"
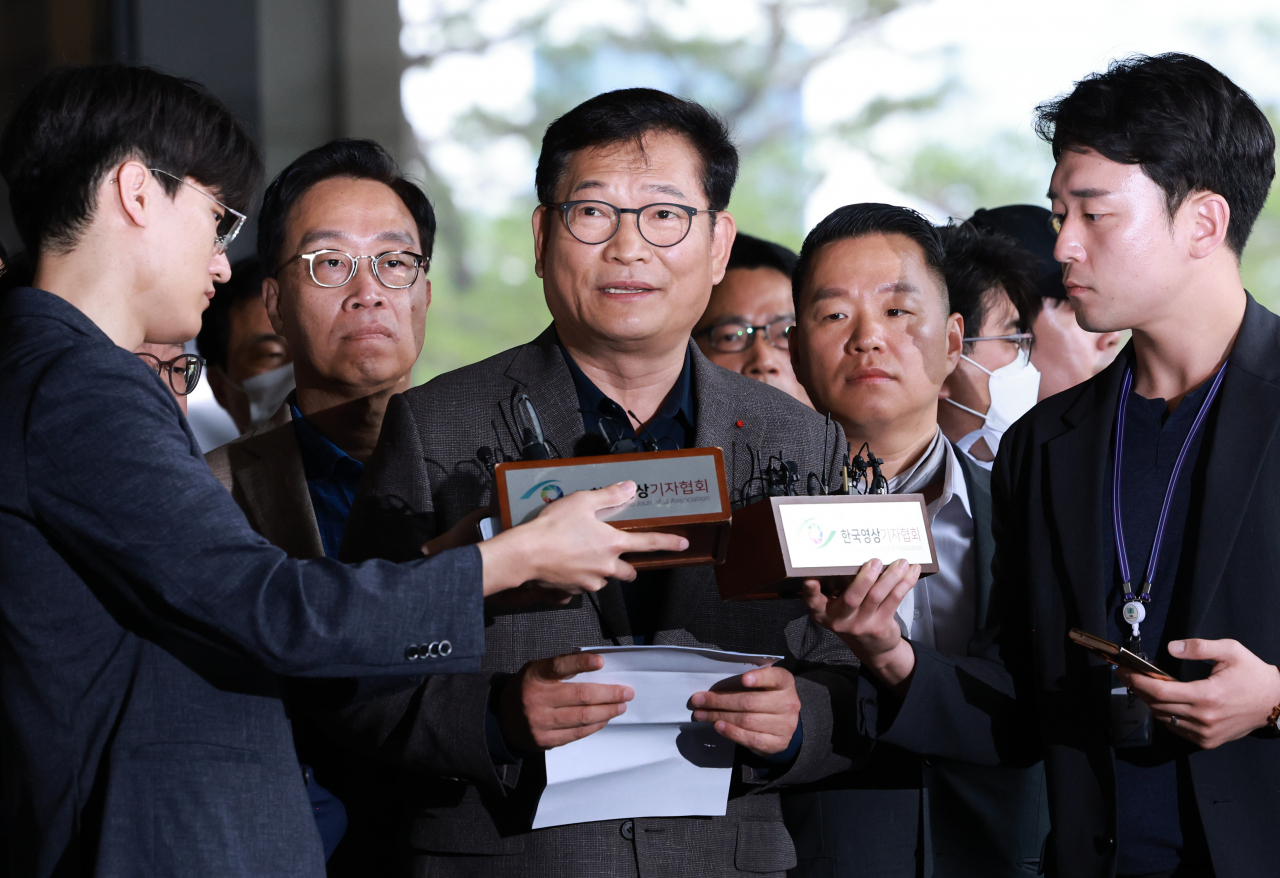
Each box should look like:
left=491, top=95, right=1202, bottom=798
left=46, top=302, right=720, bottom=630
left=197, top=256, right=266, bottom=373
left=726, top=232, right=798, bottom=278
left=257, top=139, right=436, bottom=275
left=1035, top=53, right=1275, bottom=255
left=536, top=88, right=738, bottom=211
left=0, top=64, right=262, bottom=255
left=793, top=203, right=947, bottom=311
left=938, top=221, right=1042, bottom=354
left=969, top=204, right=1065, bottom=302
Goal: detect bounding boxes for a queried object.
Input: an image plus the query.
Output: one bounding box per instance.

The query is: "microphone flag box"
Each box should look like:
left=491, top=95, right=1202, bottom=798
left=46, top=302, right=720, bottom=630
left=715, top=494, right=938, bottom=600
left=494, top=448, right=732, bottom=570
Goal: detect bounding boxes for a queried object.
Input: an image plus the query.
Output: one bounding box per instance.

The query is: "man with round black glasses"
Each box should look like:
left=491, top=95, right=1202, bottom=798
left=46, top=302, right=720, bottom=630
left=694, top=232, right=813, bottom=407
left=336, top=88, right=854, bottom=878
left=135, top=343, right=205, bottom=412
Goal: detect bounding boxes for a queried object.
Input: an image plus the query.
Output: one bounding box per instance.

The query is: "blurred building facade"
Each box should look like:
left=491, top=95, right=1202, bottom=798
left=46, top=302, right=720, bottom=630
left=0, top=0, right=409, bottom=260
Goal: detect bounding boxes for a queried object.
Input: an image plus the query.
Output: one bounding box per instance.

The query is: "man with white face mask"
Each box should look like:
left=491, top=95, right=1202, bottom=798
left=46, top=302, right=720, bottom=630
left=937, top=222, right=1043, bottom=468
left=199, top=256, right=295, bottom=435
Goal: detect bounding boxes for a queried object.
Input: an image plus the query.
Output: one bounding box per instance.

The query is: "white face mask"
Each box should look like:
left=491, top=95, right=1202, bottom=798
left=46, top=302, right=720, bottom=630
left=944, top=349, right=1041, bottom=458
left=233, top=362, right=295, bottom=428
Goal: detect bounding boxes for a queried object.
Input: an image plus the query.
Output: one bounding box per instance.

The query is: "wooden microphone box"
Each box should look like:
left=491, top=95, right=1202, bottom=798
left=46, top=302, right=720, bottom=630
left=716, top=493, right=938, bottom=600
left=494, top=447, right=732, bottom=570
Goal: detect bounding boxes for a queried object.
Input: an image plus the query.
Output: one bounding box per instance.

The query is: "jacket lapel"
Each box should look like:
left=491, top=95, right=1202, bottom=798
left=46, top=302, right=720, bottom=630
left=1186, top=297, right=1280, bottom=633
left=231, top=411, right=325, bottom=560
left=1044, top=356, right=1127, bottom=636
left=505, top=326, right=633, bottom=643
left=954, top=446, right=995, bottom=629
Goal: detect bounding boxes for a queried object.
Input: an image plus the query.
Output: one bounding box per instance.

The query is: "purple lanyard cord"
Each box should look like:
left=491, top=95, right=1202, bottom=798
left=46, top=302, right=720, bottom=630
left=1112, top=361, right=1229, bottom=602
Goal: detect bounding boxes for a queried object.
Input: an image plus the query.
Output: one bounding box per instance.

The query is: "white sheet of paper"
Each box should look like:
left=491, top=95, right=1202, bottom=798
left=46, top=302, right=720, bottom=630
left=531, top=644, right=781, bottom=830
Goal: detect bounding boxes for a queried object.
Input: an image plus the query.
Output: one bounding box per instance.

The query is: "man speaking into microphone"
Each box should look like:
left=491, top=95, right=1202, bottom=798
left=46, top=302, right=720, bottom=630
left=336, top=89, right=857, bottom=877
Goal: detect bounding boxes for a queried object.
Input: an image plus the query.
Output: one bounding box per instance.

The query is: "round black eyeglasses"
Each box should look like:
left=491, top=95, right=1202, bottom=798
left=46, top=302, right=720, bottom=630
left=552, top=200, right=713, bottom=248
left=137, top=352, right=205, bottom=395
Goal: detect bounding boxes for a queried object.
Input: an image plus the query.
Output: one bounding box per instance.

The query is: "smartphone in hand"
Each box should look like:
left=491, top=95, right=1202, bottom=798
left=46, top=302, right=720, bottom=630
left=1069, top=629, right=1174, bottom=681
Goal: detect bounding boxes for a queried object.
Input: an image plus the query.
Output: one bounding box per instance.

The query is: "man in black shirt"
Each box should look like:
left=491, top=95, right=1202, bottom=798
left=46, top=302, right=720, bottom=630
left=803, top=53, right=1280, bottom=877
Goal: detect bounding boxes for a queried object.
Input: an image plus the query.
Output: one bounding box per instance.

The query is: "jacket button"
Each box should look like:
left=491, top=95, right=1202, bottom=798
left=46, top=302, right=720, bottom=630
left=620, top=819, right=635, bottom=840
left=405, top=646, right=419, bottom=660
left=439, top=640, right=452, bottom=657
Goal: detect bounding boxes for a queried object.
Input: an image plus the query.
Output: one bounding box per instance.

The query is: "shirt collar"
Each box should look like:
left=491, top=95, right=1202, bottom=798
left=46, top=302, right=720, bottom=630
left=934, top=435, right=971, bottom=519
left=290, top=404, right=362, bottom=481
left=558, top=338, right=696, bottom=439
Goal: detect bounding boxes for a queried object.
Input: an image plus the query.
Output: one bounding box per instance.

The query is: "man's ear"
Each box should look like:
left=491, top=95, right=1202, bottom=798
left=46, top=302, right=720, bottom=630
left=1185, top=191, right=1231, bottom=260
left=709, top=211, right=737, bottom=287
left=113, top=161, right=154, bottom=230
left=262, top=276, right=286, bottom=335
left=945, top=312, right=963, bottom=374
left=532, top=205, right=549, bottom=279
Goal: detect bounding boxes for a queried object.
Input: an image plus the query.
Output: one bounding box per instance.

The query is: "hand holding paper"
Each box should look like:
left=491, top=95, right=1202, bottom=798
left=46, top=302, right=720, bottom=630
left=803, top=557, right=920, bottom=692
left=499, top=652, right=633, bottom=751
left=690, top=667, right=800, bottom=756
left=530, top=645, right=781, bottom=830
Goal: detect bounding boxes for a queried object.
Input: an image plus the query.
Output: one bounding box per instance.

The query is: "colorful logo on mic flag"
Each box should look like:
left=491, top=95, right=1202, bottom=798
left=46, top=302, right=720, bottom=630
left=803, top=518, right=836, bottom=548
left=521, top=480, right=565, bottom=504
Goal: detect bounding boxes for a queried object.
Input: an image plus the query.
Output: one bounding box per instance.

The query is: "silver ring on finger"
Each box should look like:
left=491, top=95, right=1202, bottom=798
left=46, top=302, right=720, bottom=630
left=1169, top=714, right=1180, bottom=726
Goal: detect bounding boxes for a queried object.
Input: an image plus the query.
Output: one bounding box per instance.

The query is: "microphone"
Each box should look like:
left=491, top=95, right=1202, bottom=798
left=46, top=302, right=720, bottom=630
left=520, top=427, right=550, bottom=461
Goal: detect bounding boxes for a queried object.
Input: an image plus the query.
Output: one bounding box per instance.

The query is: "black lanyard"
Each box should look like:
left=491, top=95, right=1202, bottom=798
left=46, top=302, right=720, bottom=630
left=1112, top=362, right=1227, bottom=652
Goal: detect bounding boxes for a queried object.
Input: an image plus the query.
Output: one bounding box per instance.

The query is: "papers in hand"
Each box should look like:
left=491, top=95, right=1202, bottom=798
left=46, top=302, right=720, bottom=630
left=531, top=644, right=781, bottom=830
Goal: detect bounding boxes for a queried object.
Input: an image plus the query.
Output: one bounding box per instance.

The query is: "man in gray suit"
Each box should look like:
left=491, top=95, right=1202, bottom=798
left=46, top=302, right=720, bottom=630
left=0, top=65, right=685, bottom=877
left=337, top=88, right=861, bottom=878
left=205, top=138, right=454, bottom=870
left=785, top=204, right=1048, bottom=877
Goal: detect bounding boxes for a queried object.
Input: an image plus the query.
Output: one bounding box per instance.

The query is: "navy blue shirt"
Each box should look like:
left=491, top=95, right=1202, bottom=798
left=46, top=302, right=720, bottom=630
left=290, top=404, right=364, bottom=559
left=1104, top=369, right=1217, bottom=875
left=562, top=345, right=696, bottom=645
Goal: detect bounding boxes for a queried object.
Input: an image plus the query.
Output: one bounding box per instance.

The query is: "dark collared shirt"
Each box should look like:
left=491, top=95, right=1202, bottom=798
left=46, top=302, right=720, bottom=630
left=291, top=405, right=364, bottom=559
left=1103, top=369, right=1216, bottom=876
left=561, top=344, right=696, bottom=644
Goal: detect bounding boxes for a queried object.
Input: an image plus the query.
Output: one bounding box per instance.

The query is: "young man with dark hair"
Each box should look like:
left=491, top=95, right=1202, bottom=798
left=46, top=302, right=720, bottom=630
left=970, top=204, right=1122, bottom=398
left=336, top=88, right=853, bottom=878
left=936, top=221, right=1043, bottom=466
left=693, top=232, right=812, bottom=406
left=784, top=203, right=1049, bottom=878
left=806, top=53, right=1280, bottom=878
left=0, top=65, right=684, bottom=876
left=198, top=256, right=293, bottom=435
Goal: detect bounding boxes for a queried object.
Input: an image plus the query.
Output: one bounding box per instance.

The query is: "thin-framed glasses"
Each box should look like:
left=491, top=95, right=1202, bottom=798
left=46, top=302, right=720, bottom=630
left=698, top=317, right=795, bottom=353
left=963, top=332, right=1034, bottom=353
left=279, top=249, right=428, bottom=289
left=137, top=352, right=205, bottom=395
left=552, top=200, right=712, bottom=248
left=149, top=168, right=246, bottom=255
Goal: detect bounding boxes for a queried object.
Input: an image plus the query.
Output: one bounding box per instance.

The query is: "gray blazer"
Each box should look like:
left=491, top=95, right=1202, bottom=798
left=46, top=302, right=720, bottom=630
left=337, top=327, right=859, bottom=878
left=0, top=287, right=485, bottom=878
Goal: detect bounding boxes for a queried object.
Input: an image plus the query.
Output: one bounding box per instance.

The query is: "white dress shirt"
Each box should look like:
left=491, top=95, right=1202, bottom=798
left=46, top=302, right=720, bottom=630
left=893, top=438, right=977, bottom=655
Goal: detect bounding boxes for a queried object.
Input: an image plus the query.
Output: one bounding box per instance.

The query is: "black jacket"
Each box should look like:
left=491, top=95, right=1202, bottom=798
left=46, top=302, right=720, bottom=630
left=783, top=446, right=1048, bottom=878
left=855, top=296, right=1280, bottom=878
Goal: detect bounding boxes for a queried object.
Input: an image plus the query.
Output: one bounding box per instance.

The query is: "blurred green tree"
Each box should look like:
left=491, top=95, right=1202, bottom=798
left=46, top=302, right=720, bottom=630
left=401, top=0, right=915, bottom=380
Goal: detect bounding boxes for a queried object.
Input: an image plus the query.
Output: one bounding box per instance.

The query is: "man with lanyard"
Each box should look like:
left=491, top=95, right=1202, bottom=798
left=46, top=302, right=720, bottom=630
left=802, top=53, right=1280, bottom=877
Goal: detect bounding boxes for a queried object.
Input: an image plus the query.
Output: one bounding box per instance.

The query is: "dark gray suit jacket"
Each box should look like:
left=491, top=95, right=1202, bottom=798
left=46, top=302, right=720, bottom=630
left=782, top=447, right=1049, bottom=878
left=852, top=296, right=1280, bottom=878
left=0, top=288, right=484, bottom=878
left=338, top=328, right=859, bottom=878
